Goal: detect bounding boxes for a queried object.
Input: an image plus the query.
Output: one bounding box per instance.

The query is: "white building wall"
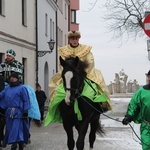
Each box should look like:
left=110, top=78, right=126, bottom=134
left=37, top=0, right=70, bottom=101
left=0, top=0, right=36, bottom=88
left=37, top=0, right=57, bottom=100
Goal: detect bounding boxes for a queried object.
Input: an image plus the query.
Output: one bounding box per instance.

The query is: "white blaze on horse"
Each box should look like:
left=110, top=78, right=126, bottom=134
left=64, top=71, right=73, bottom=105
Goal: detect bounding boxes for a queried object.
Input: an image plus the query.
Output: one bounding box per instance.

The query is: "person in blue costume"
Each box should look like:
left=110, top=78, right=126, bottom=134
left=0, top=50, right=24, bottom=149
left=0, top=72, right=30, bottom=150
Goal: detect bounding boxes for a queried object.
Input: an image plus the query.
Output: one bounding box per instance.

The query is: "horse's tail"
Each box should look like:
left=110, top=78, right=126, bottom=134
left=96, top=121, right=105, bottom=136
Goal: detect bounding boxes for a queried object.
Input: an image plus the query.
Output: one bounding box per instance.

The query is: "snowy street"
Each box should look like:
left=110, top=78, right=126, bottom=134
left=4, top=98, right=142, bottom=150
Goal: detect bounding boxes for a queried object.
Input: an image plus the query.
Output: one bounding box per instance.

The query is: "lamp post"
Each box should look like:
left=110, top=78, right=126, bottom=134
left=38, top=39, right=55, bottom=57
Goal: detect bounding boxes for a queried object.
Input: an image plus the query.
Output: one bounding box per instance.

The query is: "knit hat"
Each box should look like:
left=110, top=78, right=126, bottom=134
left=6, top=49, right=16, bottom=58
left=10, top=72, right=19, bottom=79
left=67, top=31, right=81, bottom=39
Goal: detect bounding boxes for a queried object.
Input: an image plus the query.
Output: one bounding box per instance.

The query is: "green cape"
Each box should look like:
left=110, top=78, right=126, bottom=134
left=44, top=79, right=107, bottom=126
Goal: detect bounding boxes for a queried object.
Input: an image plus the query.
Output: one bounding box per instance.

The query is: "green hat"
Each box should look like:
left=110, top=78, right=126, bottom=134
left=6, top=49, right=16, bottom=58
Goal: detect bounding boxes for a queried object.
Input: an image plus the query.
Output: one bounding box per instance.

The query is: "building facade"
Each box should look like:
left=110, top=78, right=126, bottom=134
left=37, top=0, right=70, bottom=101
left=70, top=0, right=79, bottom=31
left=0, top=0, right=80, bottom=100
left=0, top=0, right=36, bottom=88
left=36, top=0, right=57, bottom=100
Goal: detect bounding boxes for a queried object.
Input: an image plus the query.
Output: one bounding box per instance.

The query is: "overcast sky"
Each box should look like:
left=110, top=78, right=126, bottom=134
left=77, top=0, right=150, bottom=85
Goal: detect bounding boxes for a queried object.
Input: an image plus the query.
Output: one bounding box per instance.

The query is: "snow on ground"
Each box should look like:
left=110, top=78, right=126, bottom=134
left=111, top=97, right=131, bottom=102
left=97, top=97, right=142, bottom=150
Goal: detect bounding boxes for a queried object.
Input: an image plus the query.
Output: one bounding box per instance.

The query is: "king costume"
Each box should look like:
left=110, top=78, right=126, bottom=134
left=0, top=82, right=30, bottom=146
left=44, top=43, right=112, bottom=126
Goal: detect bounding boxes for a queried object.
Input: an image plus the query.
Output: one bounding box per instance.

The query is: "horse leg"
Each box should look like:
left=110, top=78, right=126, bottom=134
left=89, top=118, right=100, bottom=149
left=76, top=122, right=89, bottom=150
left=63, top=124, right=75, bottom=150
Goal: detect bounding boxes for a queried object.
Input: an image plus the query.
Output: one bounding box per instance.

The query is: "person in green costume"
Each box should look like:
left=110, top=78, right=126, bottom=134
left=44, top=31, right=112, bottom=126
left=122, top=70, right=150, bottom=150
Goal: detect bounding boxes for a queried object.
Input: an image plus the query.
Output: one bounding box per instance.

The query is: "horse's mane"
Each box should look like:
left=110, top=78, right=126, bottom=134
left=65, top=56, right=89, bottom=77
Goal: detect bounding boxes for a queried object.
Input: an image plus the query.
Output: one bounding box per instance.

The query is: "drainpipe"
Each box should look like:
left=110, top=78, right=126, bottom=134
left=35, top=0, right=38, bottom=84
left=68, top=4, right=70, bottom=31
left=55, top=11, right=58, bottom=72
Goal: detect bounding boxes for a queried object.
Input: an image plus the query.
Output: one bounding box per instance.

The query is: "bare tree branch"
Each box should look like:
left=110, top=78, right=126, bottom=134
left=82, top=0, right=99, bottom=12
left=102, top=0, right=150, bottom=40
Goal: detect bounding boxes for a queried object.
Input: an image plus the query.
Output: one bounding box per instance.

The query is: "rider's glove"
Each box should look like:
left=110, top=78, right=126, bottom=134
left=122, top=115, right=133, bottom=125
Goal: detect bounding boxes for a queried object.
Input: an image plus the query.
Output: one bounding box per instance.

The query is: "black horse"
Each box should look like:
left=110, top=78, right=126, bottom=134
left=59, top=56, right=104, bottom=150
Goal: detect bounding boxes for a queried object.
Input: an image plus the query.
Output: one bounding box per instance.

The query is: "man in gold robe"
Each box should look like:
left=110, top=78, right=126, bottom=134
left=44, top=31, right=112, bottom=126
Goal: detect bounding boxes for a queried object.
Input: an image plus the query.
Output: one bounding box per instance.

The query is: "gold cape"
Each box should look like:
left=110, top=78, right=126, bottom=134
left=49, top=44, right=112, bottom=110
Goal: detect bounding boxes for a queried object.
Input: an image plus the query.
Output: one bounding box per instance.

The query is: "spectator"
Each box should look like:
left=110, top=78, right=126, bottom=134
left=0, top=49, right=23, bottom=83
left=35, top=83, right=47, bottom=122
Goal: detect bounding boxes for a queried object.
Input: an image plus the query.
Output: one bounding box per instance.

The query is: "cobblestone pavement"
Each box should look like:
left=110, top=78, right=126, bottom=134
left=3, top=100, right=142, bottom=150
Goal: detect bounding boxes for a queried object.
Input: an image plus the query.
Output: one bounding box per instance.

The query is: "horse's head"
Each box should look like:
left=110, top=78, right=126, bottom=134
left=60, top=56, right=88, bottom=105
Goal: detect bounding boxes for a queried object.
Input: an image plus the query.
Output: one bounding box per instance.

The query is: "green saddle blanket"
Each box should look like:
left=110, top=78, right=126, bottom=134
left=44, top=79, right=107, bottom=126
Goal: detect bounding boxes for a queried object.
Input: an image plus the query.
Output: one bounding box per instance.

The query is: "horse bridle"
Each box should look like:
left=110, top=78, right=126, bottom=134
left=64, top=80, right=84, bottom=97
left=64, top=76, right=97, bottom=98
left=65, top=87, right=79, bottom=94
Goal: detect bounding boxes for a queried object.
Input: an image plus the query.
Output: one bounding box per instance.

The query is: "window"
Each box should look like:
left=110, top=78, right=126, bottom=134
left=0, top=0, right=5, bottom=16
left=58, top=28, right=63, bottom=46
left=71, top=10, right=76, bottom=23
left=50, top=19, right=55, bottom=40
left=52, top=21, right=54, bottom=39
left=65, top=34, right=67, bottom=45
left=22, top=58, right=27, bottom=84
left=22, top=0, right=27, bottom=26
left=0, top=53, right=4, bottom=63
left=50, top=18, right=52, bottom=38
left=45, top=13, right=48, bottom=36
left=65, top=4, right=67, bottom=19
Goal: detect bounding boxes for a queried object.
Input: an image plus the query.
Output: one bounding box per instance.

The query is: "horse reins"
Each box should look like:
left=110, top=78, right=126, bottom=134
left=75, top=79, right=149, bottom=147
left=63, top=61, right=146, bottom=147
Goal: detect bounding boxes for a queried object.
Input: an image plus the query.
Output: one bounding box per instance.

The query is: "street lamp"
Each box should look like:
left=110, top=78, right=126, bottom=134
left=38, top=39, right=55, bottom=57
left=47, top=39, right=55, bottom=52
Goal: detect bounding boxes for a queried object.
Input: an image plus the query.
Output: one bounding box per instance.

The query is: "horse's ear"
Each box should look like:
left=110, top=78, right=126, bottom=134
left=59, top=56, right=66, bottom=67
